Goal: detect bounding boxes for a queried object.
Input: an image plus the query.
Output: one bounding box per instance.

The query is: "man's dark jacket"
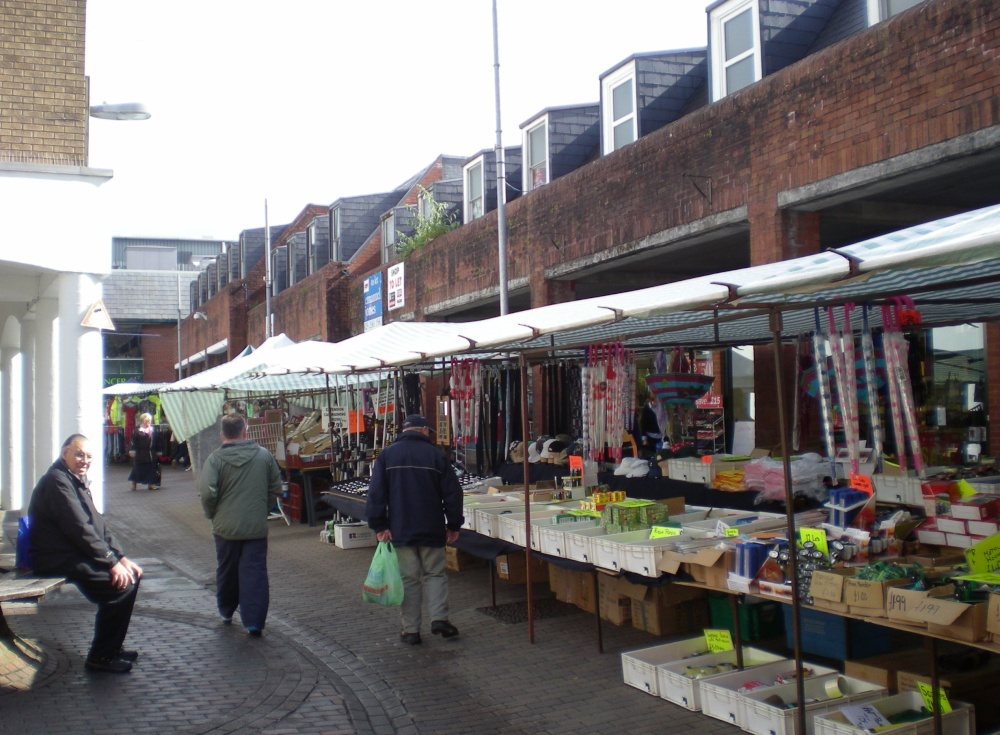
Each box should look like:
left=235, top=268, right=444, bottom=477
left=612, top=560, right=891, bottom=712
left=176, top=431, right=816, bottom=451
left=28, top=458, right=124, bottom=573
left=366, top=430, right=464, bottom=547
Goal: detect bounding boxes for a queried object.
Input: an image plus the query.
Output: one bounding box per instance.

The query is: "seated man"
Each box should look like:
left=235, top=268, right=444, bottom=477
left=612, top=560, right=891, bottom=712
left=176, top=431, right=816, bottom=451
left=28, top=434, right=144, bottom=673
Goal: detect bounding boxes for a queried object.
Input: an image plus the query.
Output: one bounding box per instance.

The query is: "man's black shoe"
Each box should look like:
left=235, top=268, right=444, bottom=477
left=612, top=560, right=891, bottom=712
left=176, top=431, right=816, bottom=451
left=117, top=648, right=139, bottom=662
left=85, top=655, right=132, bottom=673
left=431, top=620, right=459, bottom=639
left=400, top=632, right=422, bottom=645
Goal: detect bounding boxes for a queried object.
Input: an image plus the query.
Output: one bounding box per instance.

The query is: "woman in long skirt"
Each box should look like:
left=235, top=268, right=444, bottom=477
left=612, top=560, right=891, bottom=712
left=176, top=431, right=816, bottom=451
left=129, top=412, right=161, bottom=490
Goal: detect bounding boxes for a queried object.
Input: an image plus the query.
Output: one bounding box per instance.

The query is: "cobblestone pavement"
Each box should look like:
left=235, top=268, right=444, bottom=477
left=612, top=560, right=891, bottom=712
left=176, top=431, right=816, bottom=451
left=2, top=464, right=731, bottom=735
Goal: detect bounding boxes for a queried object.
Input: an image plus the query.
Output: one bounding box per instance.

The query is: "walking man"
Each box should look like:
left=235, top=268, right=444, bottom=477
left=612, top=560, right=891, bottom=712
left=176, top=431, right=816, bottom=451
left=366, top=414, right=464, bottom=645
left=28, top=434, right=144, bottom=673
left=199, top=413, right=281, bottom=636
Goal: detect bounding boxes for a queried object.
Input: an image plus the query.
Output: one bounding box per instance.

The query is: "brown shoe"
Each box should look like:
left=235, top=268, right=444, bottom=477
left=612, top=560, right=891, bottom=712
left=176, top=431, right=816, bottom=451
left=130, top=484, right=137, bottom=492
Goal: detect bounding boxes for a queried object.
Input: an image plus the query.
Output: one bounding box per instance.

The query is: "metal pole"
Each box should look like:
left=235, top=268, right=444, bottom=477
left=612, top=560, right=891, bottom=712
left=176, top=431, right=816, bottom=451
left=492, top=0, right=509, bottom=316
left=264, top=199, right=273, bottom=339
left=519, top=352, right=533, bottom=643
left=770, top=309, right=807, bottom=735
left=176, top=272, right=183, bottom=380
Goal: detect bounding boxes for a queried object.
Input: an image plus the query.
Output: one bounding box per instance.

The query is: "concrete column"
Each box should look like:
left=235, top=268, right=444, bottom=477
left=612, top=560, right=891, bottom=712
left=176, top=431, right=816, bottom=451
left=57, top=274, right=106, bottom=511
left=20, top=316, right=37, bottom=493
left=1, top=339, right=24, bottom=511
left=33, top=297, right=59, bottom=492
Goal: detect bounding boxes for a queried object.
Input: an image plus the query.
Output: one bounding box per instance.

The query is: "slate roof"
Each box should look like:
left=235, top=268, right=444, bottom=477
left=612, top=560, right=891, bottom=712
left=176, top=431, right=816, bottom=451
left=102, top=270, right=199, bottom=322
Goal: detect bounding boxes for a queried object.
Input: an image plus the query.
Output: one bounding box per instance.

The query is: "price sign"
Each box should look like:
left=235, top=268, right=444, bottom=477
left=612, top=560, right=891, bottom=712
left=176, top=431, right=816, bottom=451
left=724, top=527, right=741, bottom=538
left=956, top=479, right=977, bottom=499
left=966, top=533, right=1000, bottom=574
left=322, top=405, right=349, bottom=430
left=799, top=527, right=829, bottom=557
left=916, top=681, right=952, bottom=714
left=569, top=455, right=584, bottom=473
left=704, top=629, right=734, bottom=653
left=649, top=525, right=682, bottom=539
left=841, top=703, right=892, bottom=732
left=849, top=473, right=874, bottom=495
left=715, top=520, right=731, bottom=536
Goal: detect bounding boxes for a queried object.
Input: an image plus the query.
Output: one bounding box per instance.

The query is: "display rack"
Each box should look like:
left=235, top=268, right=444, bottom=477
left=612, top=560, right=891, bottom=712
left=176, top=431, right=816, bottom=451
left=689, top=394, right=725, bottom=454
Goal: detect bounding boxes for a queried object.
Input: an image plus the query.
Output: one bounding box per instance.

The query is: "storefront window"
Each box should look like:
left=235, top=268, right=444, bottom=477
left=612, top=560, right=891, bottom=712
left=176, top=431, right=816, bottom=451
left=922, top=323, right=987, bottom=464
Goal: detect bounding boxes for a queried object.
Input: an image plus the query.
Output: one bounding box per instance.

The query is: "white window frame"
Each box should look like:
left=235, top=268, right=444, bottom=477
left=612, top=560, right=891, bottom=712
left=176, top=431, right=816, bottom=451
left=866, top=0, right=924, bottom=24
left=601, top=61, right=637, bottom=155
left=463, top=156, right=485, bottom=223
left=330, top=206, right=341, bottom=261
left=307, top=221, right=319, bottom=274
left=417, top=188, right=434, bottom=221
left=710, top=0, right=762, bottom=102
left=522, top=117, right=549, bottom=193
left=381, top=211, right=396, bottom=263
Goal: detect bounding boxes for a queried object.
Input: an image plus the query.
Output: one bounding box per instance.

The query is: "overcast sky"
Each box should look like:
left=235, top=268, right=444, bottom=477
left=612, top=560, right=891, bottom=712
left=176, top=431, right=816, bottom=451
left=86, top=1, right=709, bottom=240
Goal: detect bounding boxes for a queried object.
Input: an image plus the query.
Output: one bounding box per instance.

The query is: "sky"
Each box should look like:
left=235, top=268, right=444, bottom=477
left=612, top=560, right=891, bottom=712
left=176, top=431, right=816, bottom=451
left=85, top=1, right=710, bottom=240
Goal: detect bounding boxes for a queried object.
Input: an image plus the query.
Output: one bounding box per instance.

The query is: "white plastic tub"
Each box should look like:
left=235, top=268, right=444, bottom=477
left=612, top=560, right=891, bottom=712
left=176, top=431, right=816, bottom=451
left=741, top=674, right=888, bottom=735
left=655, top=646, right=786, bottom=711
left=621, top=637, right=711, bottom=697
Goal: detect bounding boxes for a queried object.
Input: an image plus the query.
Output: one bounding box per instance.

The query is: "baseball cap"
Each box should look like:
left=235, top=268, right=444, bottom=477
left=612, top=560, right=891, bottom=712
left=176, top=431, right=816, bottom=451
left=402, top=414, right=430, bottom=429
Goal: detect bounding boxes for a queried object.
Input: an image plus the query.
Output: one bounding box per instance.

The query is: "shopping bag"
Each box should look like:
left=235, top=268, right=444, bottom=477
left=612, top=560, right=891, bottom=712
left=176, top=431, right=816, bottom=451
left=362, top=541, right=404, bottom=606
left=15, top=515, right=32, bottom=571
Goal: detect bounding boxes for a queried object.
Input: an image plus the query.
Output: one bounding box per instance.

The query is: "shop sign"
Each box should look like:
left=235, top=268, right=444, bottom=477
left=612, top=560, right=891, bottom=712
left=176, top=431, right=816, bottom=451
left=387, top=263, right=404, bottom=311
left=363, top=273, right=382, bottom=332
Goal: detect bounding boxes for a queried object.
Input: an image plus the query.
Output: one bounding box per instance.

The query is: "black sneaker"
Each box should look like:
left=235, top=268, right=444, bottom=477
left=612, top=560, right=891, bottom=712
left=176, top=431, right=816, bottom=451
left=400, top=632, right=422, bottom=645
left=431, top=620, right=459, bottom=639
left=247, top=627, right=263, bottom=637
left=117, top=648, right=139, bottom=662
left=85, top=655, right=132, bottom=673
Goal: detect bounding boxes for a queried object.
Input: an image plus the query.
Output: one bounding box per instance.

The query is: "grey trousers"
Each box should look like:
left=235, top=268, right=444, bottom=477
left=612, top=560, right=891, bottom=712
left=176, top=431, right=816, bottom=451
left=395, top=545, right=448, bottom=634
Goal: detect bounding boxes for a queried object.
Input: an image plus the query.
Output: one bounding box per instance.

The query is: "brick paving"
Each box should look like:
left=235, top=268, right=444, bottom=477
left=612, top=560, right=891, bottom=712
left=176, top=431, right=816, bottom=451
left=2, top=464, right=719, bottom=734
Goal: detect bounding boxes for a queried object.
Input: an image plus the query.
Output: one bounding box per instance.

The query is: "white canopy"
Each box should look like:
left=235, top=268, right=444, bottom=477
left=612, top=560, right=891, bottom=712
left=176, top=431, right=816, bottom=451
left=252, top=202, right=1000, bottom=378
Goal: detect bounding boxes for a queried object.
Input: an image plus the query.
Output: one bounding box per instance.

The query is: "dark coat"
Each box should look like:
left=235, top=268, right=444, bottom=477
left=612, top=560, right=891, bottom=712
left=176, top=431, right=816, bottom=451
left=366, top=430, right=463, bottom=547
left=27, top=459, right=124, bottom=574
left=130, top=427, right=158, bottom=465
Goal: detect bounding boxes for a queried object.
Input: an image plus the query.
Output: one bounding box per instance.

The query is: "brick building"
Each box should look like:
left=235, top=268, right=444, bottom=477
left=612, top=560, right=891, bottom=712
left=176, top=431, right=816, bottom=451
left=168, top=0, right=998, bottom=458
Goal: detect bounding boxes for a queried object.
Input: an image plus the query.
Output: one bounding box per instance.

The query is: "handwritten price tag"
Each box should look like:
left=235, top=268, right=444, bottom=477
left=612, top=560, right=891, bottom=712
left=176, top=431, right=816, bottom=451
left=799, top=527, right=829, bottom=557
left=704, top=629, right=734, bottom=653
left=724, top=527, right=741, bottom=538
left=956, top=479, right=977, bottom=500
left=916, top=681, right=952, bottom=714
left=850, top=473, right=874, bottom=495
left=650, top=525, right=681, bottom=539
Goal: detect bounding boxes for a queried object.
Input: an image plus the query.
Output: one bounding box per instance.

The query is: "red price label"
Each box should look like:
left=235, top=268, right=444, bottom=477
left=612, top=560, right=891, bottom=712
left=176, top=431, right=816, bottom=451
left=850, top=473, right=874, bottom=495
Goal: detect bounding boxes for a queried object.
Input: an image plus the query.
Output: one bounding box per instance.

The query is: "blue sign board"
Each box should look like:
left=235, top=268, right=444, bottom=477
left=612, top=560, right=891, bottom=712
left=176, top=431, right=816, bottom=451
left=363, top=273, right=383, bottom=332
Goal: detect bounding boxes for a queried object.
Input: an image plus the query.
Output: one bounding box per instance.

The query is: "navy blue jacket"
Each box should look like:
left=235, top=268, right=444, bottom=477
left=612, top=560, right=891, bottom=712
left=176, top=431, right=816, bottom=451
left=28, top=459, right=124, bottom=574
left=366, top=430, right=463, bottom=547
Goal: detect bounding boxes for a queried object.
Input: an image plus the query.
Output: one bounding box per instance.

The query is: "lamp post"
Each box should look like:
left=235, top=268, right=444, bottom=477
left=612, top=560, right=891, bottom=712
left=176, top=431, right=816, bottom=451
left=193, top=311, right=209, bottom=373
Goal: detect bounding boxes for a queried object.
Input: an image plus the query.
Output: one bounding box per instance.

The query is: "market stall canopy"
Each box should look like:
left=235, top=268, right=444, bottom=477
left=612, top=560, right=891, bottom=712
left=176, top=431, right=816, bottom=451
left=102, top=381, right=171, bottom=396
left=253, top=203, right=1000, bottom=377
left=159, top=334, right=296, bottom=442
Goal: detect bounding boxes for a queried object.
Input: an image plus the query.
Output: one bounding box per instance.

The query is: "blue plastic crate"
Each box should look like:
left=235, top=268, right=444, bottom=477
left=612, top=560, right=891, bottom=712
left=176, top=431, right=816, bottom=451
left=782, top=605, right=892, bottom=660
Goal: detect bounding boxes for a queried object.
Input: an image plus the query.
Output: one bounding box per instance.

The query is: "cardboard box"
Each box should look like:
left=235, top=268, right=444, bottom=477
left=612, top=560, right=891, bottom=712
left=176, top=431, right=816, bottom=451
left=951, top=494, right=1000, bottom=520
left=497, top=551, right=547, bottom=585
left=445, top=546, right=487, bottom=572
left=935, top=516, right=968, bottom=534
left=844, top=577, right=910, bottom=617
left=967, top=517, right=1000, bottom=536
left=989, top=592, right=1000, bottom=639
left=915, top=520, right=948, bottom=546
left=334, top=523, right=377, bottom=549
left=898, top=661, right=1000, bottom=722
left=629, top=583, right=709, bottom=636
left=885, top=583, right=955, bottom=626
left=844, top=649, right=929, bottom=691
left=597, top=572, right=632, bottom=626
left=659, top=547, right=733, bottom=591
left=549, top=564, right=580, bottom=606
left=807, top=568, right=854, bottom=613
left=907, top=595, right=989, bottom=642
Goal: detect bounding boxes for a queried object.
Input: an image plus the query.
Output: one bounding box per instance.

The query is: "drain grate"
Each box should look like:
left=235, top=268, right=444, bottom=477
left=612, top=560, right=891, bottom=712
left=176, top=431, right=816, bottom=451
left=475, top=598, right=579, bottom=625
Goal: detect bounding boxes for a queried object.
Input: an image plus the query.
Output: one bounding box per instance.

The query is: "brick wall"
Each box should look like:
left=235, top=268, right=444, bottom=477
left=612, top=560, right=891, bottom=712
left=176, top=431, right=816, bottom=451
left=142, top=324, right=180, bottom=383
left=0, top=0, right=88, bottom=165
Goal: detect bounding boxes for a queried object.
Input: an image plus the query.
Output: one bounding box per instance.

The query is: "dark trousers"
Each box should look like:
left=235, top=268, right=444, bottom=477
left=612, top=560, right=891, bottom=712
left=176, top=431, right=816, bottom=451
left=65, top=560, right=140, bottom=660
left=214, top=536, right=269, bottom=630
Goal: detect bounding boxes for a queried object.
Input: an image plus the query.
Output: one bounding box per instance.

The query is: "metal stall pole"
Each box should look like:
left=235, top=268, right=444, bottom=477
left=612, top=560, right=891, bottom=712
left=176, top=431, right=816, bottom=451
left=519, top=352, right=535, bottom=644
left=770, top=309, right=807, bottom=735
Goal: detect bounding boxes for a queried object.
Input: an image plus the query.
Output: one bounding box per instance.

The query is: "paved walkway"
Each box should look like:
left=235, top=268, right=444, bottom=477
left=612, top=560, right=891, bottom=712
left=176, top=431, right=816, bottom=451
left=2, top=464, right=731, bottom=735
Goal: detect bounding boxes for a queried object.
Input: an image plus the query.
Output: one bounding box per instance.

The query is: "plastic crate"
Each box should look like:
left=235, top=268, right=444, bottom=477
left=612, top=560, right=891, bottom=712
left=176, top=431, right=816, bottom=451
left=813, top=691, right=973, bottom=735
left=621, top=636, right=712, bottom=697
left=741, top=674, right=887, bottom=735
left=708, top=593, right=785, bottom=642
left=782, top=606, right=893, bottom=660
left=700, top=659, right=838, bottom=727
left=655, top=646, right=786, bottom=711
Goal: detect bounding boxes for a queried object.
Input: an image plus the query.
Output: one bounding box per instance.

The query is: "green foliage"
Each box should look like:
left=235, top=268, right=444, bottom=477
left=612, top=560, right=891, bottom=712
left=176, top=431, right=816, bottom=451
left=396, top=191, right=459, bottom=258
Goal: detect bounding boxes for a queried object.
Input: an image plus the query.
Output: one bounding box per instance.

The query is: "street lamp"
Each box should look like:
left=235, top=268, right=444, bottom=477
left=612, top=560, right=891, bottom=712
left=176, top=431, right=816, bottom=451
left=193, top=311, right=209, bottom=372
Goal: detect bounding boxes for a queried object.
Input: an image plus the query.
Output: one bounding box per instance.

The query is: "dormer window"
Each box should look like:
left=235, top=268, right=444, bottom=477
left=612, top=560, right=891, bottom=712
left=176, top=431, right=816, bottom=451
left=464, top=158, right=484, bottom=223
left=330, top=206, right=341, bottom=260
left=381, top=212, right=396, bottom=263
left=601, top=63, right=636, bottom=154
left=524, top=119, right=548, bottom=192
left=417, top=188, right=434, bottom=220
left=867, top=0, right=923, bottom=24
left=710, top=0, right=761, bottom=102
left=307, top=221, right=319, bottom=273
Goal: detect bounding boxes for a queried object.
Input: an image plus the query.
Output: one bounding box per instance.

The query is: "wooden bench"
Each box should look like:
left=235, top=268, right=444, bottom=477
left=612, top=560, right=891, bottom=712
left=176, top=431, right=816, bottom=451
left=0, top=571, right=67, bottom=634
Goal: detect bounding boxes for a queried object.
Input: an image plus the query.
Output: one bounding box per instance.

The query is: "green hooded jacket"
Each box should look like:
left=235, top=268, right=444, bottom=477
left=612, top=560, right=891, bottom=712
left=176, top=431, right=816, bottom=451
left=199, top=440, right=281, bottom=540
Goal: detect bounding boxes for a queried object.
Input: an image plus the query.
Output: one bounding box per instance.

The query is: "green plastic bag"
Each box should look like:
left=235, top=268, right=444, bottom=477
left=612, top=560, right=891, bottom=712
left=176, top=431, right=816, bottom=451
left=362, top=541, right=404, bottom=606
